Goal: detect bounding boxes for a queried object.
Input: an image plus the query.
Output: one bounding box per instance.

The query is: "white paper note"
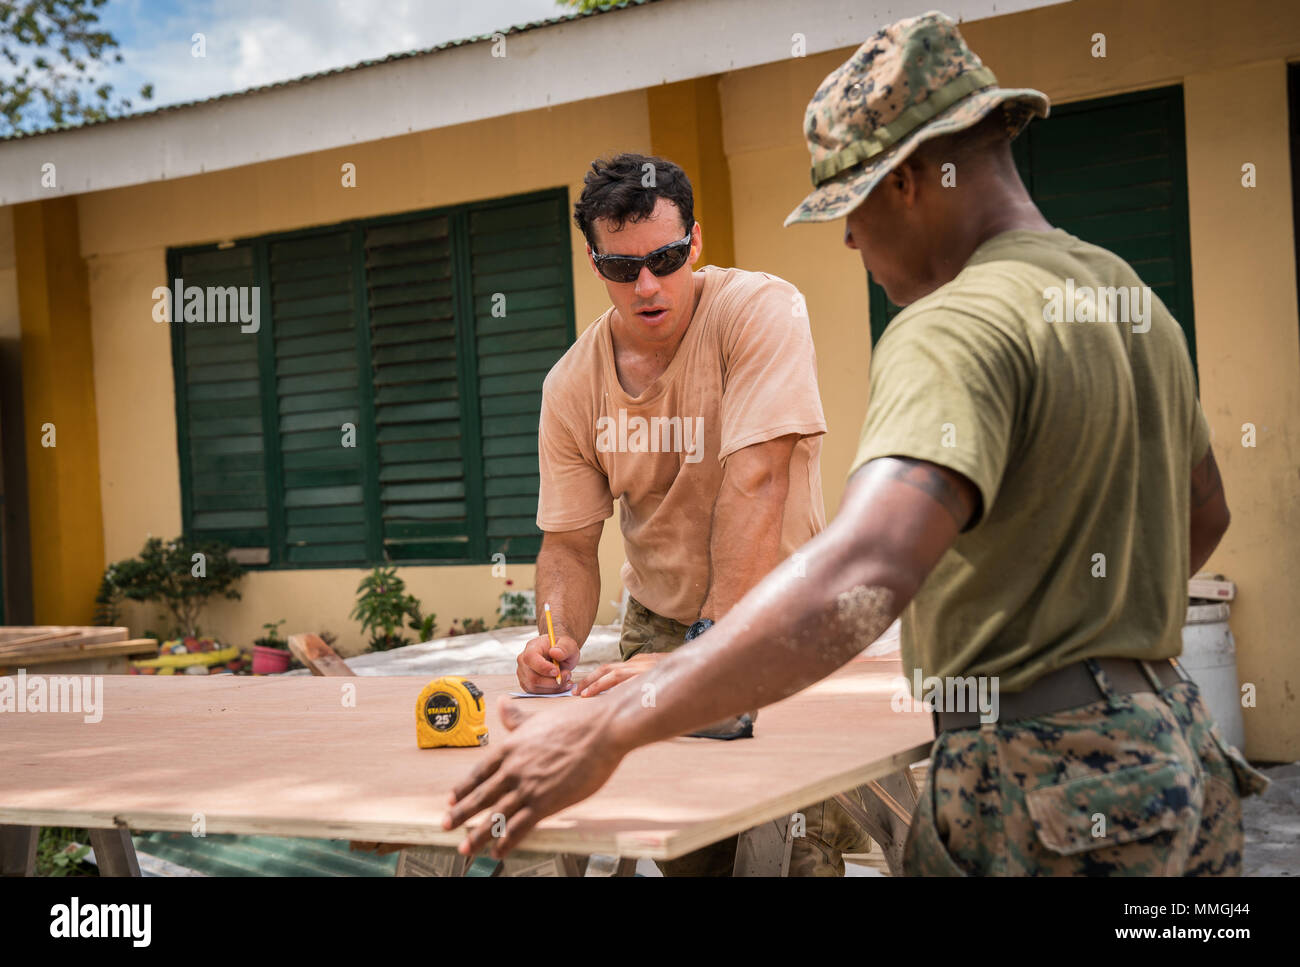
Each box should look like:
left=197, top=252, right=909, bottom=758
left=507, top=688, right=574, bottom=698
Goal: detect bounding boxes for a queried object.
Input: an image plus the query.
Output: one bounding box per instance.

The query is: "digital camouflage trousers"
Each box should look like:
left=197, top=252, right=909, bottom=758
left=904, top=661, right=1270, bottom=876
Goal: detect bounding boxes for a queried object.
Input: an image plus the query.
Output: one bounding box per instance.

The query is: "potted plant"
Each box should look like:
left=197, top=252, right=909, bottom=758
left=447, top=617, right=489, bottom=637
left=252, top=619, right=290, bottom=675
left=351, top=567, right=437, bottom=651
left=496, top=581, right=535, bottom=628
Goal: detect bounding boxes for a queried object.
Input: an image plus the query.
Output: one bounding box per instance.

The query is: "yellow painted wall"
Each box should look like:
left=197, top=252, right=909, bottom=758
left=1184, top=60, right=1300, bottom=763
left=81, top=91, right=652, bottom=655
left=718, top=0, right=1300, bottom=758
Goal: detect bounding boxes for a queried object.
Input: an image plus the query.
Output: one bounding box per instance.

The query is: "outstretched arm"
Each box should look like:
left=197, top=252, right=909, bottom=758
left=446, top=456, right=978, bottom=857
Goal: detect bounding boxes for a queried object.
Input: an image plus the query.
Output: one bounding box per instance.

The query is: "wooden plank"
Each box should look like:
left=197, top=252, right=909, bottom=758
left=0, top=639, right=157, bottom=671
left=0, top=664, right=931, bottom=860
left=0, top=627, right=129, bottom=657
left=0, top=630, right=80, bottom=650
left=287, top=633, right=354, bottom=678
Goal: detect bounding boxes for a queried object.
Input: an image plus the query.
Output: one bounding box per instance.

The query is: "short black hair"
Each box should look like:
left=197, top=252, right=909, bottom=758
left=572, top=153, right=694, bottom=252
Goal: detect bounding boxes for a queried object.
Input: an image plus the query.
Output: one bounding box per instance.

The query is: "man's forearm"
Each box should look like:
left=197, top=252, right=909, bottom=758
left=534, top=541, right=602, bottom=646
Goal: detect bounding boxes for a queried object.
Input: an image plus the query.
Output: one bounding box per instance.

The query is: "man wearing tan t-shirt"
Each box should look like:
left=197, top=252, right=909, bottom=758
left=516, top=153, right=870, bottom=876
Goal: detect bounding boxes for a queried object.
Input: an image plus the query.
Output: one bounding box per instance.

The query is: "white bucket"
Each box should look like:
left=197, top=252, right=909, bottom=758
left=1179, top=603, right=1247, bottom=751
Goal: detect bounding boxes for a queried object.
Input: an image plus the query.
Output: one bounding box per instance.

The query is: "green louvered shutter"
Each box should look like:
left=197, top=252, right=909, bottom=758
left=869, top=85, right=1196, bottom=370
left=364, top=215, right=472, bottom=562
left=268, top=231, right=369, bottom=565
left=172, top=245, right=271, bottom=560
left=469, top=196, right=572, bottom=560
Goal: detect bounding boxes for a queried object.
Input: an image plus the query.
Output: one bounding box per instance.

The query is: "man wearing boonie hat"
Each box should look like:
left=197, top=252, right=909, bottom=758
left=444, top=11, right=1268, bottom=876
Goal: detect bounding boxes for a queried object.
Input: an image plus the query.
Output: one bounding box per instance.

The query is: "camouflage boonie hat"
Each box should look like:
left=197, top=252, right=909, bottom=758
left=785, top=10, right=1049, bottom=225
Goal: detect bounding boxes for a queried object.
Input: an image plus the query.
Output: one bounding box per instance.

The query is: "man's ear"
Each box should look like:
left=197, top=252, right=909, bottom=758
left=585, top=243, right=600, bottom=277
left=894, top=161, right=920, bottom=208
left=689, top=221, right=703, bottom=265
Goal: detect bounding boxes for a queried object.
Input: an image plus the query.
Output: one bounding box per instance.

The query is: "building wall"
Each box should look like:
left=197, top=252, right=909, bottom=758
left=718, top=0, right=1300, bottom=759
left=24, top=0, right=1300, bottom=757
left=78, top=90, right=652, bottom=654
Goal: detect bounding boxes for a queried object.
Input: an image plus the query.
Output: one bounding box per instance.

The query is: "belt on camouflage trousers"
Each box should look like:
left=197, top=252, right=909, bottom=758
left=931, top=655, right=1186, bottom=734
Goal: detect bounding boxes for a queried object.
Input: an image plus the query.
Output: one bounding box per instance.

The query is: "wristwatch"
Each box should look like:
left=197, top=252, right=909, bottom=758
left=685, top=618, right=714, bottom=642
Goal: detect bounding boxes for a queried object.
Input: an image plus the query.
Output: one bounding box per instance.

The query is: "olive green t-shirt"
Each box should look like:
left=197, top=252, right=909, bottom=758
left=851, top=229, right=1209, bottom=693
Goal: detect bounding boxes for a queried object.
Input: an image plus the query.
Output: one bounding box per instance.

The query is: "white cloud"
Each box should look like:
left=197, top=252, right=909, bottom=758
left=107, top=0, right=568, bottom=110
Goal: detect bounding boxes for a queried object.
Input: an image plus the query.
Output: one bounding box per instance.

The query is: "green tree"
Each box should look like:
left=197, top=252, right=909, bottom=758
left=556, top=1, right=617, bottom=12
left=1, top=0, right=154, bottom=136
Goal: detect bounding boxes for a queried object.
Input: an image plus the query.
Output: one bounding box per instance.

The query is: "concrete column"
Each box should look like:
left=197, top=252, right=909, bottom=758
left=648, top=76, right=737, bottom=270
left=13, top=197, right=105, bottom=625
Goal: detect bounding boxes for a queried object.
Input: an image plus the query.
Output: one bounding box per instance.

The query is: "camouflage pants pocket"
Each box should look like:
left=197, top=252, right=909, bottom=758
left=1022, top=758, right=1202, bottom=876
left=1158, top=680, right=1266, bottom=875
left=916, top=695, right=1219, bottom=876
left=903, top=737, right=971, bottom=877
left=1161, top=680, right=1270, bottom=799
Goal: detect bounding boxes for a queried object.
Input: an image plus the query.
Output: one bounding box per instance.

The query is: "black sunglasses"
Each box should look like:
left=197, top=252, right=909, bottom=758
left=592, top=234, right=692, bottom=283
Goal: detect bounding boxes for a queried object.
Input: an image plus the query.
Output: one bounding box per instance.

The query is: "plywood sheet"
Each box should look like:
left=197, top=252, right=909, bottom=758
left=0, top=662, right=931, bottom=860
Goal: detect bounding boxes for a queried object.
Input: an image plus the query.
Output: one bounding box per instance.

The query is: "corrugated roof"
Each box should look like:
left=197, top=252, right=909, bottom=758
left=2, top=0, right=660, bottom=142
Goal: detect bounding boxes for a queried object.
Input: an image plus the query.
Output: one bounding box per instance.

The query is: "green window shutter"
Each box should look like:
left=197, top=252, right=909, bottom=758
left=171, top=245, right=271, bottom=558
left=469, top=193, right=572, bottom=561
left=364, top=215, right=472, bottom=562
left=868, top=85, right=1197, bottom=371
left=172, top=189, right=575, bottom=568
left=268, top=230, right=369, bottom=565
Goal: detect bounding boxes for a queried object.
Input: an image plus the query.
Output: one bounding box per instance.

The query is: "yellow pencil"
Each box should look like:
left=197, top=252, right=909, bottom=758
left=545, top=602, right=561, bottom=685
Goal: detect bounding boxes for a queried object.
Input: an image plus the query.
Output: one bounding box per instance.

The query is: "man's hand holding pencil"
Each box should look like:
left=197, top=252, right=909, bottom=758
left=515, top=606, right=581, bottom=693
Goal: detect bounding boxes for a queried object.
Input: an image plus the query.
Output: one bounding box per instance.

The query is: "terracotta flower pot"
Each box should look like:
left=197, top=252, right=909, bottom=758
left=252, top=645, right=291, bottom=675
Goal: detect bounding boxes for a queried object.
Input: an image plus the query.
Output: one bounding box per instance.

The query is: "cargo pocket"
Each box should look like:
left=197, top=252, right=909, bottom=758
left=1207, top=723, right=1271, bottom=798
left=902, top=770, right=967, bottom=877
left=1177, top=682, right=1271, bottom=799
left=1024, top=761, right=1200, bottom=864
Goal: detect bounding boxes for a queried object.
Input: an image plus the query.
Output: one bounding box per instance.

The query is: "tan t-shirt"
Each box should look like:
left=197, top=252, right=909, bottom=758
left=537, top=266, right=827, bottom=625
left=851, top=229, right=1209, bottom=693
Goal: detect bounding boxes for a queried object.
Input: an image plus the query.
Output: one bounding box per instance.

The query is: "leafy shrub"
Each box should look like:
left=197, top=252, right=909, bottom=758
left=100, top=536, right=244, bottom=639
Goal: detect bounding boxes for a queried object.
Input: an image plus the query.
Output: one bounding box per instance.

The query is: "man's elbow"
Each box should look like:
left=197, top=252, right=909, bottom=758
left=724, top=463, right=790, bottom=508
left=1204, top=500, right=1231, bottom=543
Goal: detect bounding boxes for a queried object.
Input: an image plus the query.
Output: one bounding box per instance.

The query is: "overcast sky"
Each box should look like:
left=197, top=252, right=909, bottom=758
left=95, top=0, right=576, bottom=110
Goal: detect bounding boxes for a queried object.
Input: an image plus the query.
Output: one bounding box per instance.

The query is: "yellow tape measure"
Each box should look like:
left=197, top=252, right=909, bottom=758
left=415, top=676, right=488, bottom=748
